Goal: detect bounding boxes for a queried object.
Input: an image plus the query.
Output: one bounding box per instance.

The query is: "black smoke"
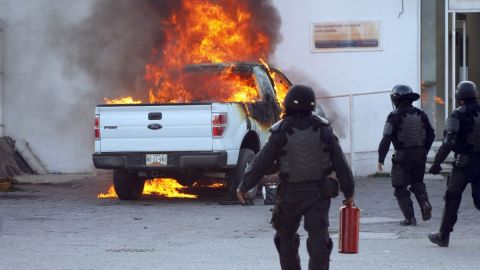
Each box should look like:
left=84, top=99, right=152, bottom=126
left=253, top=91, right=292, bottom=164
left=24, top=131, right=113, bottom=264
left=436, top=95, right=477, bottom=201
left=54, top=0, right=282, bottom=103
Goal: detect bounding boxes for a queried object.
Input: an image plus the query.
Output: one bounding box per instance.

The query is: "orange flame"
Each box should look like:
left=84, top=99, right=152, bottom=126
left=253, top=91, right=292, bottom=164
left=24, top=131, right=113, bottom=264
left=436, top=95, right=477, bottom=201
left=260, top=58, right=289, bottom=106
left=104, top=0, right=273, bottom=105
left=435, top=96, right=445, bottom=105
left=206, top=182, right=226, bottom=188
left=104, top=96, right=142, bottom=104
left=97, top=178, right=197, bottom=199
left=192, top=181, right=226, bottom=188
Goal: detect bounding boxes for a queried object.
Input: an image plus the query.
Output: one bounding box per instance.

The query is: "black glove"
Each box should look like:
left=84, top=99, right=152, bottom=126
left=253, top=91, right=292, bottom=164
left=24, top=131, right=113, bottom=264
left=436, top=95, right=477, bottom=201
left=429, top=164, right=442, bottom=175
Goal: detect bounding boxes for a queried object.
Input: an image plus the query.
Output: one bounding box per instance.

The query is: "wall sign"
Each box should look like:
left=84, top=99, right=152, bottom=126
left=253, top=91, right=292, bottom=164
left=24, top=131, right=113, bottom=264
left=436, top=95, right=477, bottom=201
left=311, top=21, right=381, bottom=52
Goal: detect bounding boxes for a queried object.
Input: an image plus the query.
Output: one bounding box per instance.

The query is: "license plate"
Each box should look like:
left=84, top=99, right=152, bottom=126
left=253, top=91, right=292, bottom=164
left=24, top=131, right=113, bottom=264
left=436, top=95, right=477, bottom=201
left=146, top=154, right=168, bottom=166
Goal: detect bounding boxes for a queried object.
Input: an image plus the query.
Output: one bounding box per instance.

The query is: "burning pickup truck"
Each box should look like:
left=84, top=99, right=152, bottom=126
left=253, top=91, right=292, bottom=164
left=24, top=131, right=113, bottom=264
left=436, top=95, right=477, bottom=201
left=92, top=62, right=291, bottom=200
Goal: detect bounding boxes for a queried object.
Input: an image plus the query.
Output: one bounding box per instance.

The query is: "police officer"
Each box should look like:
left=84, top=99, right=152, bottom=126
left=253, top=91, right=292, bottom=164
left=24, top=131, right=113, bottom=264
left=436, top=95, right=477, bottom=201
left=428, top=80, right=480, bottom=247
left=378, top=85, right=435, bottom=226
left=237, top=84, right=355, bottom=270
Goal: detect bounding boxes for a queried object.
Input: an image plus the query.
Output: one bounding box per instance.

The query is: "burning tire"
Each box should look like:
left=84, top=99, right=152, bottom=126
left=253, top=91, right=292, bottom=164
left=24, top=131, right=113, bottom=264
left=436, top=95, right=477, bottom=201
left=227, top=148, right=255, bottom=199
left=113, top=169, right=145, bottom=200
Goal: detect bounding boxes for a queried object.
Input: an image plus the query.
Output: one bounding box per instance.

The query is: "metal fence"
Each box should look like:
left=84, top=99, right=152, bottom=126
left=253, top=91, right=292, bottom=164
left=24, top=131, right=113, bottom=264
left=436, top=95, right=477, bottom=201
left=317, top=90, right=391, bottom=176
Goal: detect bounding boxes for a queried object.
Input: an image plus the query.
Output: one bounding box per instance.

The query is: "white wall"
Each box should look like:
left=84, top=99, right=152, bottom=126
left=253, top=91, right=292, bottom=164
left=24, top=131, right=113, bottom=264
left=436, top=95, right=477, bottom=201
left=0, top=0, right=96, bottom=173
left=272, top=0, right=420, bottom=175
left=0, top=0, right=419, bottom=175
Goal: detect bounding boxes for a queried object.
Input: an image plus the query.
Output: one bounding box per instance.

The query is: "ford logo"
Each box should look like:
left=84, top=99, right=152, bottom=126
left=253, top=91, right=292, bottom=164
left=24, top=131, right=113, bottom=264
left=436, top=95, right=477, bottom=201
left=148, top=123, right=162, bottom=130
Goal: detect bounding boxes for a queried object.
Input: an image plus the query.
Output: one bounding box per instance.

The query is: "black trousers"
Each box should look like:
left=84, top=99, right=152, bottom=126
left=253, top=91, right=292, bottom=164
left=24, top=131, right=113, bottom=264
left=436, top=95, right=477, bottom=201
left=391, top=148, right=429, bottom=219
left=440, top=154, right=480, bottom=236
left=273, top=182, right=332, bottom=270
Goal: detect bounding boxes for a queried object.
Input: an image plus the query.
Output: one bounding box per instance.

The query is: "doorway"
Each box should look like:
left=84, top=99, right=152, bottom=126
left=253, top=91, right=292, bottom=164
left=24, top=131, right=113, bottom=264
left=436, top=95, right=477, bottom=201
left=449, top=12, right=480, bottom=109
left=421, top=2, right=480, bottom=138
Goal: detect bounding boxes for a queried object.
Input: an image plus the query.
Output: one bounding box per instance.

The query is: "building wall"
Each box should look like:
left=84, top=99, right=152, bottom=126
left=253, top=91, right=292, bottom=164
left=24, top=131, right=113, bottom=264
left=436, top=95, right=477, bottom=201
left=272, top=0, right=420, bottom=175
left=0, top=0, right=420, bottom=175
left=0, top=0, right=95, bottom=173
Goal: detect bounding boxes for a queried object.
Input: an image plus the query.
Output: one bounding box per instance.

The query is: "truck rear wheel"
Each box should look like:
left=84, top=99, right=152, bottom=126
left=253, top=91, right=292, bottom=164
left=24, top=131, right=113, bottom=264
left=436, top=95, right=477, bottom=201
left=227, top=148, right=255, bottom=200
left=113, top=169, right=145, bottom=200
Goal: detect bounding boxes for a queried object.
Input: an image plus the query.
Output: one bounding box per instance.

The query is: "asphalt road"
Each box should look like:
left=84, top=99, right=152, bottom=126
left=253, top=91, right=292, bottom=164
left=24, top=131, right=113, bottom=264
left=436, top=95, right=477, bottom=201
left=0, top=173, right=479, bottom=270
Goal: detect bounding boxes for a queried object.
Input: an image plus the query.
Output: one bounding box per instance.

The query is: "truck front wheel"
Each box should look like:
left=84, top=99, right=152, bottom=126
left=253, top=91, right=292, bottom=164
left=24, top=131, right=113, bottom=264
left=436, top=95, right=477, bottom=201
left=227, top=148, right=255, bottom=200
left=113, top=169, right=145, bottom=200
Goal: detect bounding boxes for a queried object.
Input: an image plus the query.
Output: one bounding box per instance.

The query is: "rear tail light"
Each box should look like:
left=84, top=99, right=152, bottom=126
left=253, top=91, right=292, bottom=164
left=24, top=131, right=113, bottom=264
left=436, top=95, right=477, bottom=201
left=212, top=113, right=228, bottom=138
left=95, top=114, right=100, bottom=140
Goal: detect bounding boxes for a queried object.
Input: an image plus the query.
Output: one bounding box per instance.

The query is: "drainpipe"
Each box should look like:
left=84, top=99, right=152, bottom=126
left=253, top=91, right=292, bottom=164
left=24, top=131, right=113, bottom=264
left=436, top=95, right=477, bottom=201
left=0, top=19, right=4, bottom=137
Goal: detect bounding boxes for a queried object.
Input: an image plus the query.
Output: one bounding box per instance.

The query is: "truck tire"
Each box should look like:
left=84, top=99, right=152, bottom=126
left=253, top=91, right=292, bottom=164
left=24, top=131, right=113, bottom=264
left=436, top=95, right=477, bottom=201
left=227, top=148, right=255, bottom=199
left=113, top=169, right=145, bottom=200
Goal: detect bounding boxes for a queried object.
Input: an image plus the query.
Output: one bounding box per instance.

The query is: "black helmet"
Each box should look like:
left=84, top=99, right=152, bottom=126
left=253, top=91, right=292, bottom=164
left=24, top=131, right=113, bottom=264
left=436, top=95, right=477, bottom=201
left=390, top=84, right=420, bottom=107
left=455, top=81, right=478, bottom=100
left=283, top=84, right=316, bottom=112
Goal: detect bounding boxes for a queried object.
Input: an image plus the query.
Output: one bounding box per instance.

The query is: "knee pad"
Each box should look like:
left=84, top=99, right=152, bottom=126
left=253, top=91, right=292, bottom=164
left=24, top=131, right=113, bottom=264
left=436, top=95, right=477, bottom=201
left=394, top=187, right=410, bottom=199
left=294, top=233, right=300, bottom=248
left=473, top=194, right=480, bottom=211
left=273, top=233, right=281, bottom=252
left=444, top=190, right=462, bottom=201
left=275, top=232, right=300, bottom=245
left=327, top=237, right=333, bottom=253
left=409, top=182, right=426, bottom=194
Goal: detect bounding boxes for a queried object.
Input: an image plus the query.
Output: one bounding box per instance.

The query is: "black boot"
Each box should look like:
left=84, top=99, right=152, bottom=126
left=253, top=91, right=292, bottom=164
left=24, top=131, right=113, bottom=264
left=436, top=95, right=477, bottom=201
left=395, top=189, right=416, bottom=226
left=410, top=185, right=432, bottom=221
left=400, top=216, right=417, bottom=226
left=415, top=193, right=432, bottom=221
left=429, top=191, right=462, bottom=247
left=428, top=232, right=449, bottom=247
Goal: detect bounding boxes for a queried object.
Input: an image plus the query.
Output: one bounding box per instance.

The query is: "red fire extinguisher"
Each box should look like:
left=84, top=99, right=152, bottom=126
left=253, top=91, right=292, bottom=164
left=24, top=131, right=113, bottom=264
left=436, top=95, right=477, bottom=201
left=338, top=201, right=360, bottom=254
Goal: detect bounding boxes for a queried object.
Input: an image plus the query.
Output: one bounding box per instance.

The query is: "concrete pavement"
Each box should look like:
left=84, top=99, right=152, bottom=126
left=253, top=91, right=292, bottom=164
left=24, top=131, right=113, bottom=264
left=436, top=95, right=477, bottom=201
left=0, top=173, right=479, bottom=270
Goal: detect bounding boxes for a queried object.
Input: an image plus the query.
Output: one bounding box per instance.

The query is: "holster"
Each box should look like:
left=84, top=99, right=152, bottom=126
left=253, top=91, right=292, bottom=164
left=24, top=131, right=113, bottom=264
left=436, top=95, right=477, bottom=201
left=320, top=177, right=339, bottom=198
left=392, top=151, right=406, bottom=164
left=270, top=204, right=281, bottom=230
left=454, top=154, right=470, bottom=168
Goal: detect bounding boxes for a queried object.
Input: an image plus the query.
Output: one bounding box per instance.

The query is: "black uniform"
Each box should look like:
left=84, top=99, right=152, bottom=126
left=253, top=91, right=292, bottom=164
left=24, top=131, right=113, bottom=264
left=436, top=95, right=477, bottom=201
left=378, top=104, right=435, bottom=225
left=239, top=114, right=354, bottom=270
left=428, top=101, right=480, bottom=246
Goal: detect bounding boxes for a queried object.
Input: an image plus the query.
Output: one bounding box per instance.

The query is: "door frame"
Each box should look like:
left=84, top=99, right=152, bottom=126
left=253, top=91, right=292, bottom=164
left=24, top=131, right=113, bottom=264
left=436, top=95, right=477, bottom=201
left=445, top=0, right=480, bottom=119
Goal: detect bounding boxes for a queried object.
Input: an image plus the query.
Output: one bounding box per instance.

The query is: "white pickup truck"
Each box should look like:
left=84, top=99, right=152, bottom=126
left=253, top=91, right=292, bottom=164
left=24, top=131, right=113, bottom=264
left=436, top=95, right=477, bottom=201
left=93, top=63, right=291, bottom=200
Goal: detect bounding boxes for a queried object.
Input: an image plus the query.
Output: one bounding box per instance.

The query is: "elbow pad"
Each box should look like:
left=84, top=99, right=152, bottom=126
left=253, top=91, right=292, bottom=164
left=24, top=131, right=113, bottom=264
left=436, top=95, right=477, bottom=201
left=443, top=131, right=456, bottom=147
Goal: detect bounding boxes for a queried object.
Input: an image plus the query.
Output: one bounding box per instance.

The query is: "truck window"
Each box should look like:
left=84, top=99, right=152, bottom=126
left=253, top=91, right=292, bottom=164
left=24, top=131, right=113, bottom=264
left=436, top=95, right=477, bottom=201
left=269, top=68, right=291, bottom=103
left=252, top=66, right=275, bottom=101
left=175, top=68, right=260, bottom=103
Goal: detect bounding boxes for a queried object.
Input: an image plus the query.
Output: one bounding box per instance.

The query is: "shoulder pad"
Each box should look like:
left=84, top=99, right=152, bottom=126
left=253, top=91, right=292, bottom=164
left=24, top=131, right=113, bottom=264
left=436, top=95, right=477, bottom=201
left=383, top=122, right=394, bottom=136
left=386, top=110, right=400, bottom=122
left=445, top=116, right=460, bottom=133
left=270, top=120, right=284, bottom=133
left=456, top=106, right=467, bottom=114
left=391, top=108, right=400, bottom=115
left=311, top=114, right=330, bottom=126
left=414, top=107, right=424, bottom=114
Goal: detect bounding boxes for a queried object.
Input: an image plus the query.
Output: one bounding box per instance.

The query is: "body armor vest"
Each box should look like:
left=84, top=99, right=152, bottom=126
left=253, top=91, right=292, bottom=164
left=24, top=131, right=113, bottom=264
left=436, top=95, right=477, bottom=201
left=457, top=105, right=480, bottom=153
left=278, top=125, right=331, bottom=183
left=397, top=111, right=426, bottom=148
left=467, top=113, right=480, bottom=152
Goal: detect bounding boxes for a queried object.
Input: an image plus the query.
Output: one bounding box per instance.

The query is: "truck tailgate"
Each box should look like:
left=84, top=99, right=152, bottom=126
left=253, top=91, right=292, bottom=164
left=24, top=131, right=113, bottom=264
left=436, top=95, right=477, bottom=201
left=98, top=104, right=213, bottom=152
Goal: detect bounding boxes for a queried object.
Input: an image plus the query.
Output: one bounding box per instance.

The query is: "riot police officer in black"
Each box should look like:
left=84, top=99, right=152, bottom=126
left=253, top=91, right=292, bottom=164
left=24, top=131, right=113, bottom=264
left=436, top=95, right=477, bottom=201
left=378, top=85, right=435, bottom=226
left=428, top=81, right=480, bottom=247
left=237, top=85, right=355, bottom=270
